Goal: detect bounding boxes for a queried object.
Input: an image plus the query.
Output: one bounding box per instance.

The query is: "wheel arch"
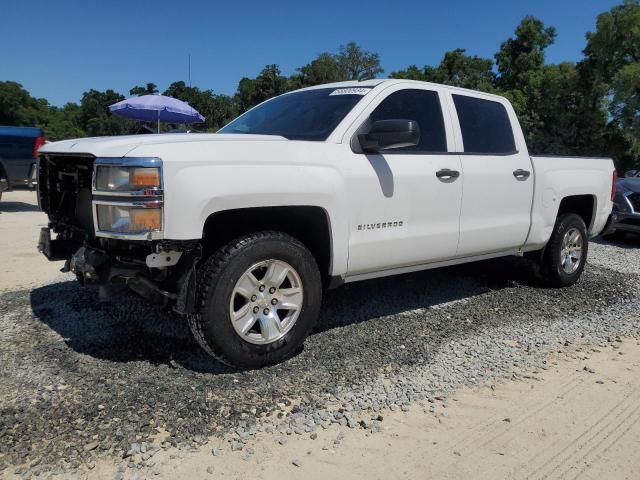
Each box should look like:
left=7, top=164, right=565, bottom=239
left=556, top=194, right=596, bottom=232
left=201, top=205, right=334, bottom=287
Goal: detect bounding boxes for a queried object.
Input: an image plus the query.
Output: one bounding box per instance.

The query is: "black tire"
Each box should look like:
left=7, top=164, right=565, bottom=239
left=188, top=231, right=322, bottom=369
left=540, top=213, right=588, bottom=288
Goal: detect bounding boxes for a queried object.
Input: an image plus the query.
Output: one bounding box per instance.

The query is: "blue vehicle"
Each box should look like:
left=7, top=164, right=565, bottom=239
left=603, top=172, right=640, bottom=239
left=0, top=126, right=45, bottom=200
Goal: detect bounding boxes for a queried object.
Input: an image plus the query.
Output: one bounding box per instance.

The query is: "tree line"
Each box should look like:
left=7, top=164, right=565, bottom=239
left=0, top=1, right=638, bottom=170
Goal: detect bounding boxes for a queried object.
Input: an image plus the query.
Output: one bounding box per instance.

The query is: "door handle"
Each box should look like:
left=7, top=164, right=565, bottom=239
left=436, top=169, right=460, bottom=181
left=513, top=169, right=531, bottom=181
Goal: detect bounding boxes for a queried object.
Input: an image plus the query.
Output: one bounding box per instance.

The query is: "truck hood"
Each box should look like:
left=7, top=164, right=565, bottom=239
left=39, top=133, right=287, bottom=158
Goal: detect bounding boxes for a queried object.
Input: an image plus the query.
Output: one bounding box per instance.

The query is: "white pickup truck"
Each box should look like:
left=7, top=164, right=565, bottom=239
left=37, top=79, right=616, bottom=368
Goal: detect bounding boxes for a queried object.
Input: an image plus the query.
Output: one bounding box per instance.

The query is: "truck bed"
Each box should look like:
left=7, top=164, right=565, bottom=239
left=526, top=155, right=615, bottom=249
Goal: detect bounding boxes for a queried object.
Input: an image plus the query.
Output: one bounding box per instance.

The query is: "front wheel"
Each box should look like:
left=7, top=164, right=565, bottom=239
left=540, top=213, right=588, bottom=287
left=188, top=231, right=322, bottom=369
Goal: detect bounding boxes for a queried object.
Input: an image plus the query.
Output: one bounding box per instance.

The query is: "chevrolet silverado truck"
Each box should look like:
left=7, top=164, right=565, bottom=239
left=37, top=80, right=616, bottom=368
left=0, top=126, right=45, bottom=200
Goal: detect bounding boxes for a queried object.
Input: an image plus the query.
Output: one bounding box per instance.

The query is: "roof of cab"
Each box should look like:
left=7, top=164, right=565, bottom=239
left=297, top=79, right=387, bottom=90
left=296, top=78, right=507, bottom=101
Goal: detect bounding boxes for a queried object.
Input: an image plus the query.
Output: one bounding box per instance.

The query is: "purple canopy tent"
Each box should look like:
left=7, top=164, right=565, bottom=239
left=109, top=95, right=205, bottom=133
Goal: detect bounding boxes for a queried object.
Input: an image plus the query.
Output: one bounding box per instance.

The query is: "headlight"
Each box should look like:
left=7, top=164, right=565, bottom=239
left=95, top=166, right=161, bottom=192
left=92, top=158, right=164, bottom=239
left=96, top=204, right=162, bottom=234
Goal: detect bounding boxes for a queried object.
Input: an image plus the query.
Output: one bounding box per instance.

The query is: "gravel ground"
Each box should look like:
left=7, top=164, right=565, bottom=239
left=1, top=237, right=639, bottom=477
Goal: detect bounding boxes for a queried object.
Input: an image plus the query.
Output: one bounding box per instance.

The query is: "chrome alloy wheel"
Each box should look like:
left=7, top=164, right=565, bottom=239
left=560, top=227, right=583, bottom=274
left=229, top=259, right=303, bottom=345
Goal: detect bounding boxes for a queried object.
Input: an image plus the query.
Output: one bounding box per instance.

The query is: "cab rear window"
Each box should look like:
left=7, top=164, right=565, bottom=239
left=453, top=95, right=516, bottom=154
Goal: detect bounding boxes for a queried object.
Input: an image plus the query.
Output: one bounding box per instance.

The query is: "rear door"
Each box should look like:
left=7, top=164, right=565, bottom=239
left=448, top=93, right=534, bottom=256
left=342, top=85, right=464, bottom=275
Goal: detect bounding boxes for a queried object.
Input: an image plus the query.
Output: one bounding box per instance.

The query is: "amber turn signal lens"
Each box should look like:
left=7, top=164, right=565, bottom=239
left=130, top=208, right=162, bottom=231
left=129, top=167, right=161, bottom=188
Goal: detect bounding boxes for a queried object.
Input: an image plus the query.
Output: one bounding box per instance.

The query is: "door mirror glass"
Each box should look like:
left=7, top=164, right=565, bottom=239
left=358, top=119, right=421, bottom=153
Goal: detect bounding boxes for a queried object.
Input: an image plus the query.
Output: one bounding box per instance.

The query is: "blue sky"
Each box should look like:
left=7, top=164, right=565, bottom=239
left=3, top=0, right=621, bottom=106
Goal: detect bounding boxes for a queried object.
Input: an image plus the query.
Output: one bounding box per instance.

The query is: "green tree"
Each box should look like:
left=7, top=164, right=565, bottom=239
left=336, top=42, right=383, bottom=81
left=0, top=81, right=87, bottom=140
left=43, top=103, right=86, bottom=141
left=78, top=89, right=130, bottom=136
left=293, top=43, right=383, bottom=88
left=388, top=65, right=426, bottom=81
left=610, top=62, right=640, bottom=158
left=255, top=64, right=289, bottom=98
left=584, top=0, right=640, bottom=166
left=129, top=82, right=159, bottom=96
left=391, top=49, right=494, bottom=91
left=293, top=52, right=345, bottom=88
left=208, top=94, right=238, bottom=130
left=163, top=81, right=237, bottom=130
left=493, top=17, right=564, bottom=154
left=495, top=16, right=556, bottom=91
left=0, top=81, right=49, bottom=126
left=235, top=77, right=258, bottom=113
left=429, top=49, right=494, bottom=90
left=235, top=65, right=289, bottom=112
left=523, top=62, right=608, bottom=155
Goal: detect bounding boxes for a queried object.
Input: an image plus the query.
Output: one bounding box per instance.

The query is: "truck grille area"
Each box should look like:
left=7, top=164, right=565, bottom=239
left=38, top=154, right=95, bottom=235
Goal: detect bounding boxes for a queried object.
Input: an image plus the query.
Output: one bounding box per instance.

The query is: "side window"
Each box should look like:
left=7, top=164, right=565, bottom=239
left=369, top=89, right=447, bottom=152
left=452, top=95, right=516, bottom=154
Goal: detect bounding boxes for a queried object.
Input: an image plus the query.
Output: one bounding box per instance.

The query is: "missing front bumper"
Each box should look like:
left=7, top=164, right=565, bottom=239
left=42, top=233, right=202, bottom=314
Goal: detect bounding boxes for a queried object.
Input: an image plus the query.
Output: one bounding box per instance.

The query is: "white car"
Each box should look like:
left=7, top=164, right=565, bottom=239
left=37, top=79, right=616, bottom=368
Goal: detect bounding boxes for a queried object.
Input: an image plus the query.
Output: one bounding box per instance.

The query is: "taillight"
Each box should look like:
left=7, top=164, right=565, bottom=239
left=33, top=135, right=45, bottom=159
left=611, top=170, right=617, bottom=201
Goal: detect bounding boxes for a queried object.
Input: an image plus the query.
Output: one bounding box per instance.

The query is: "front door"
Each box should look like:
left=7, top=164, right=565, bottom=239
left=343, top=86, right=464, bottom=276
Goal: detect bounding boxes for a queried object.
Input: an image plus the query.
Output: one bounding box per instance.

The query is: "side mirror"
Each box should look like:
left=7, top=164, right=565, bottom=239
left=358, top=119, right=420, bottom=153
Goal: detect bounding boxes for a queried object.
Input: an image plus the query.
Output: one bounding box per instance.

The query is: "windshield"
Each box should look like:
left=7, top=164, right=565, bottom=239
left=219, top=87, right=372, bottom=141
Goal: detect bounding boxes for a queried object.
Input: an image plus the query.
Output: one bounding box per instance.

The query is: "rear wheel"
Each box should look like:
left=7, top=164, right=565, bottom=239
left=188, top=231, right=322, bottom=369
left=540, top=213, right=588, bottom=287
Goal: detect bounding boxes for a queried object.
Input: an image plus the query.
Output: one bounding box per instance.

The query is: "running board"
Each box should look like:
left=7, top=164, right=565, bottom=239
left=344, top=250, right=521, bottom=283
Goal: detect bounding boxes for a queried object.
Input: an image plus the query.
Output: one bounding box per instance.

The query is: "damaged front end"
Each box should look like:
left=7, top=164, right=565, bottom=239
left=37, top=154, right=200, bottom=313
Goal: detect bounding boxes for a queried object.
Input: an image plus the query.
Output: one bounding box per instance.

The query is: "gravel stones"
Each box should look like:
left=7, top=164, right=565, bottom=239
left=230, top=441, right=243, bottom=452
left=83, top=442, right=98, bottom=452
left=211, top=447, right=222, bottom=457
left=1, top=242, right=639, bottom=475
